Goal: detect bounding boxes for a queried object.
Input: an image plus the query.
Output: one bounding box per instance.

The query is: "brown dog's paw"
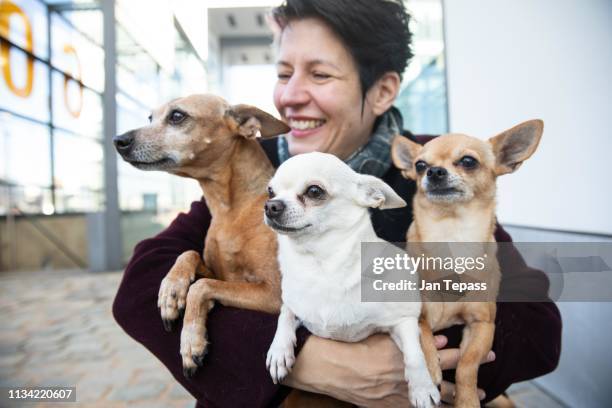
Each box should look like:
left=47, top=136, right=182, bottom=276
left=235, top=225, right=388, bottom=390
left=158, top=275, right=191, bottom=331
left=431, top=362, right=443, bottom=386
left=180, top=322, right=209, bottom=378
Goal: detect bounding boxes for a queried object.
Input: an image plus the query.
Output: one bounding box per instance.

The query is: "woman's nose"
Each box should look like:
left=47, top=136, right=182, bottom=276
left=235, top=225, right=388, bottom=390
left=279, top=74, right=310, bottom=107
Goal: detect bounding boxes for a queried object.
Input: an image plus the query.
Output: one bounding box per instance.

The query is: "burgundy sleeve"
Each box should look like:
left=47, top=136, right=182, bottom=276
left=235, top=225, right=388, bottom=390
left=112, top=199, right=311, bottom=407
left=438, top=224, right=562, bottom=403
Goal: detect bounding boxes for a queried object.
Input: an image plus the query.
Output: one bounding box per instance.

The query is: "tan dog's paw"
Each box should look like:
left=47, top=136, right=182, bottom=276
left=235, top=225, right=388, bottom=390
left=158, top=275, right=191, bottom=331
left=408, top=372, right=441, bottom=408
left=431, top=362, right=443, bottom=386
left=266, top=337, right=296, bottom=384
left=180, top=322, right=209, bottom=378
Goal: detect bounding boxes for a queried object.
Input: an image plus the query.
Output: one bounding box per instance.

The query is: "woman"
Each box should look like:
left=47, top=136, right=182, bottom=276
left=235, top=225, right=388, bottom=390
left=113, top=0, right=561, bottom=406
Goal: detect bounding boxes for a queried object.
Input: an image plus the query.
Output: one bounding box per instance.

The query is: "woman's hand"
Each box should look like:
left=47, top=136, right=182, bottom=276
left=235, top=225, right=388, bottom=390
left=283, top=333, right=494, bottom=407
left=436, top=336, right=494, bottom=406
left=283, top=334, right=408, bottom=407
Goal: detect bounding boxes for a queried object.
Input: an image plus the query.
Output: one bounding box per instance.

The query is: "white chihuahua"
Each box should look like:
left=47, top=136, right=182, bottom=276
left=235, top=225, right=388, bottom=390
left=264, top=152, right=440, bottom=408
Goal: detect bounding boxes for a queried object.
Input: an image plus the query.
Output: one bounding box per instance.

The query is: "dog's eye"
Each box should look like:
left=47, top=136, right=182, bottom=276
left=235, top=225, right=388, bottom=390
left=147, top=114, right=152, bottom=123
left=415, top=161, right=428, bottom=173
left=458, top=156, right=478, bottom=168
left=305, top=185, right=325, bottom=200
left=267, top=186, right=275, bottom=199
left=168, top=109, right=187, bottom=124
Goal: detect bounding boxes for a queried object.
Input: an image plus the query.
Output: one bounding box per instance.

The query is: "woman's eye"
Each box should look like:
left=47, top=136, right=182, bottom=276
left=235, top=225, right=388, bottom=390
left=277, top=72, right=291, bottom=81
left=168, top=110, right=186, bottom=124
left=305, top=185, right=325, bottom=199
left=415, top=161, right=427, bottom=173
left=312, top=72, right=331, bottom=80
left=267, top=187, right=275, bottom=199
left=458, top=156, right=478, bottom=168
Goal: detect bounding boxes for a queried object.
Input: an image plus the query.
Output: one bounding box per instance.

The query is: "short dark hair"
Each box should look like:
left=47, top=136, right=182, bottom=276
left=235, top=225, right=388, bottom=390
left=272, top=0, right=413, bottom=99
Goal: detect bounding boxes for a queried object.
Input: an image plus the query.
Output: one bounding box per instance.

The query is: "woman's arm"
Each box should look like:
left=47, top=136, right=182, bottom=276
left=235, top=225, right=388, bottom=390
left=112, top=199, right=311, bottom=407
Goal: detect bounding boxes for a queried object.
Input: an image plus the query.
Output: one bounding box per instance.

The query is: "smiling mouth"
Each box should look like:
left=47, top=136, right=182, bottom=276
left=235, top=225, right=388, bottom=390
left=265, top=217, right=312, bottom=233
left=288, top=118, right=326, bottom=132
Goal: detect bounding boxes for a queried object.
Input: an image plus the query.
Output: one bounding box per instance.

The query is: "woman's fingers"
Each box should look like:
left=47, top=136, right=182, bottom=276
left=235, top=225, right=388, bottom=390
left=439, top=348, right=496, bottom=370
left=440, top=380, right=486, bottom=404
left=434, top=335, right=448, bottom=349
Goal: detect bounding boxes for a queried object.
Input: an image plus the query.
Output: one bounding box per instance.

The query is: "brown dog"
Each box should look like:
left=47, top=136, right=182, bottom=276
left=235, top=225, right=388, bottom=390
left=114, top=94, right=289, bottom=376
left=391, top=120, right=543, bottom=407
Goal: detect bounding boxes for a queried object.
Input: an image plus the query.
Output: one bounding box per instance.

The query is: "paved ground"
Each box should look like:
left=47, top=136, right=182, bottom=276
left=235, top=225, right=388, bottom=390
left=0, top=268, right=566, bottom=408
left=0, top=269, right=194, bottom=408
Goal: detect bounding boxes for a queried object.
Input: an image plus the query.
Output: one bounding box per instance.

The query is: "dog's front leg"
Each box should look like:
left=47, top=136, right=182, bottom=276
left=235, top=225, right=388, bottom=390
left=158, top=250, right=212, bottom=331
left=179, top=278, right=281, bottom=377
left=454, top=319, right=495, bottom=408
left=390, top=318, right=441, bottom=408
left=419, top=318, right=442, bottom=386
left=180, top=277, right=216, bottom=377
left=266, top=304, right=300, bottom=384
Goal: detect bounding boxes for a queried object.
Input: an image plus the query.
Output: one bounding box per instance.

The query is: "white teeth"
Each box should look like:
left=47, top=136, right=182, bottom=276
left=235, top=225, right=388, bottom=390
left=289, top=119, right=325, bottom=130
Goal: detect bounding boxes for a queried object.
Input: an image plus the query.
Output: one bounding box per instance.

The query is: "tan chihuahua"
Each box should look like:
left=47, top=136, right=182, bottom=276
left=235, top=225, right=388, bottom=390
left=391, top=120, right=543, bottom=407
left=114, top=94, right=289, bottom=377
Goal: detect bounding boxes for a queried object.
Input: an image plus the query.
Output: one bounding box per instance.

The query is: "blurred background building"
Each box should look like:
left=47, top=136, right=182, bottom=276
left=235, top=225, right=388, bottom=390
left=0, top=0, right=447, bottom=272
left=1, top=1, right=611, bottom=406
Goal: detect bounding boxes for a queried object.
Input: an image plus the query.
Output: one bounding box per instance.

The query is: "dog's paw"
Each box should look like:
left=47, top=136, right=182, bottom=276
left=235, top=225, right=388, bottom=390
left=180, top=323, right=209, bottom=378
left=408, top=373, right=441, bottom=408
left=430, top=363, right=443, bottom=387
left=158, top=275, right=191, bottom=331
left=266, top=340, right=296, bottom=384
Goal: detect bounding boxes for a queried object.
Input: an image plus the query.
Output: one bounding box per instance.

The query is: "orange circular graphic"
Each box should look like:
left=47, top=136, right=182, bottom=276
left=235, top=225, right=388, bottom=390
left=62, top=44, right=83, bottom=118
left=0, top=0, right=34, bottom=98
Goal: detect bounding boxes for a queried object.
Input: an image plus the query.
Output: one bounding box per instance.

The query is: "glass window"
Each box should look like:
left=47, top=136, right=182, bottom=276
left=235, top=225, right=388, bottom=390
left=0, top=111, right=51, bottom=187
left=0, top=183, right=53, bottom=215
left=395, top=0, right=448, bottom=135
left=51, top=70, right=103, bottom=138
left=116, top=92, right=149, bottom=134
left=53, top=129, right=103, bottom=191
left=52, top=129, right=103, bottom=213
left=0, top=45, right=50, bottom=123
left=50, top=12, right=105, bottom=93
left=0, top=0, right=49, bottom=60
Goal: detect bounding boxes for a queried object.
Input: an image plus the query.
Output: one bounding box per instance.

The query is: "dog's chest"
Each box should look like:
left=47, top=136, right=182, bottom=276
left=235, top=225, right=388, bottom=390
left=205, top=221, right=269, bottom=282
left=415, top=217, right=491, bottom=242
left=280, top=256, right=418, bottom=342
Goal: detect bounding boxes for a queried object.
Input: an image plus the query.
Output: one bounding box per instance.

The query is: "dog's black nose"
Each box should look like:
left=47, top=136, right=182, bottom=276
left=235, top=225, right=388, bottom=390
left=427, top=166, right=447, bottom=182
left=265, top=199, right=285, bottom=219
left=113, top=132, right=135, bottom=155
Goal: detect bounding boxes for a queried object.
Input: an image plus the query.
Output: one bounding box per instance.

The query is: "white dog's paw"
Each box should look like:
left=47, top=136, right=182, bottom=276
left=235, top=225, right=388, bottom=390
left=266, top=340, right=296, bottom=384
left=408, top=374, right=441, bottom=408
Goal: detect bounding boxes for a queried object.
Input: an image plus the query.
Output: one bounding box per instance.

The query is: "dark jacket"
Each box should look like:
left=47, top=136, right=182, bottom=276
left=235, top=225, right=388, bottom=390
left=112, top=134, right=562, bottom=407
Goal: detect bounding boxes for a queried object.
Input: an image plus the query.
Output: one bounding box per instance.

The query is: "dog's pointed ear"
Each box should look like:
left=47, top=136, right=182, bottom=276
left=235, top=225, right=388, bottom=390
left=391, top=135, right=422, bottom=180
left=488, top=119, right=543, bottom=175
left=354, top=174, right=406, bottom=210
left=227, top=104, right=290, bottom=139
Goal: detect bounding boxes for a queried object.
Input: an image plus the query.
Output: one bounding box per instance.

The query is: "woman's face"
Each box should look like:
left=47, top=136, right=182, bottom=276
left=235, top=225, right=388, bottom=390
left=273, top=18, right=378, bottom=159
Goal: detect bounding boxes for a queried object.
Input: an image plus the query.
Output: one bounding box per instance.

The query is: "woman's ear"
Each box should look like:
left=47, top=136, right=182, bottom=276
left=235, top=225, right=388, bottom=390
left=367, top=71, right=401, bottom=116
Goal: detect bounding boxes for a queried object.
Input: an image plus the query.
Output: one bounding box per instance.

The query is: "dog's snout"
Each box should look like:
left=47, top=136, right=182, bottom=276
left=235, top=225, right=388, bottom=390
left=427, top=166, right=447, bottom=181
left=113, top=132, right=135, bottom=155
left=265, top=199, right=285, bottom=219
